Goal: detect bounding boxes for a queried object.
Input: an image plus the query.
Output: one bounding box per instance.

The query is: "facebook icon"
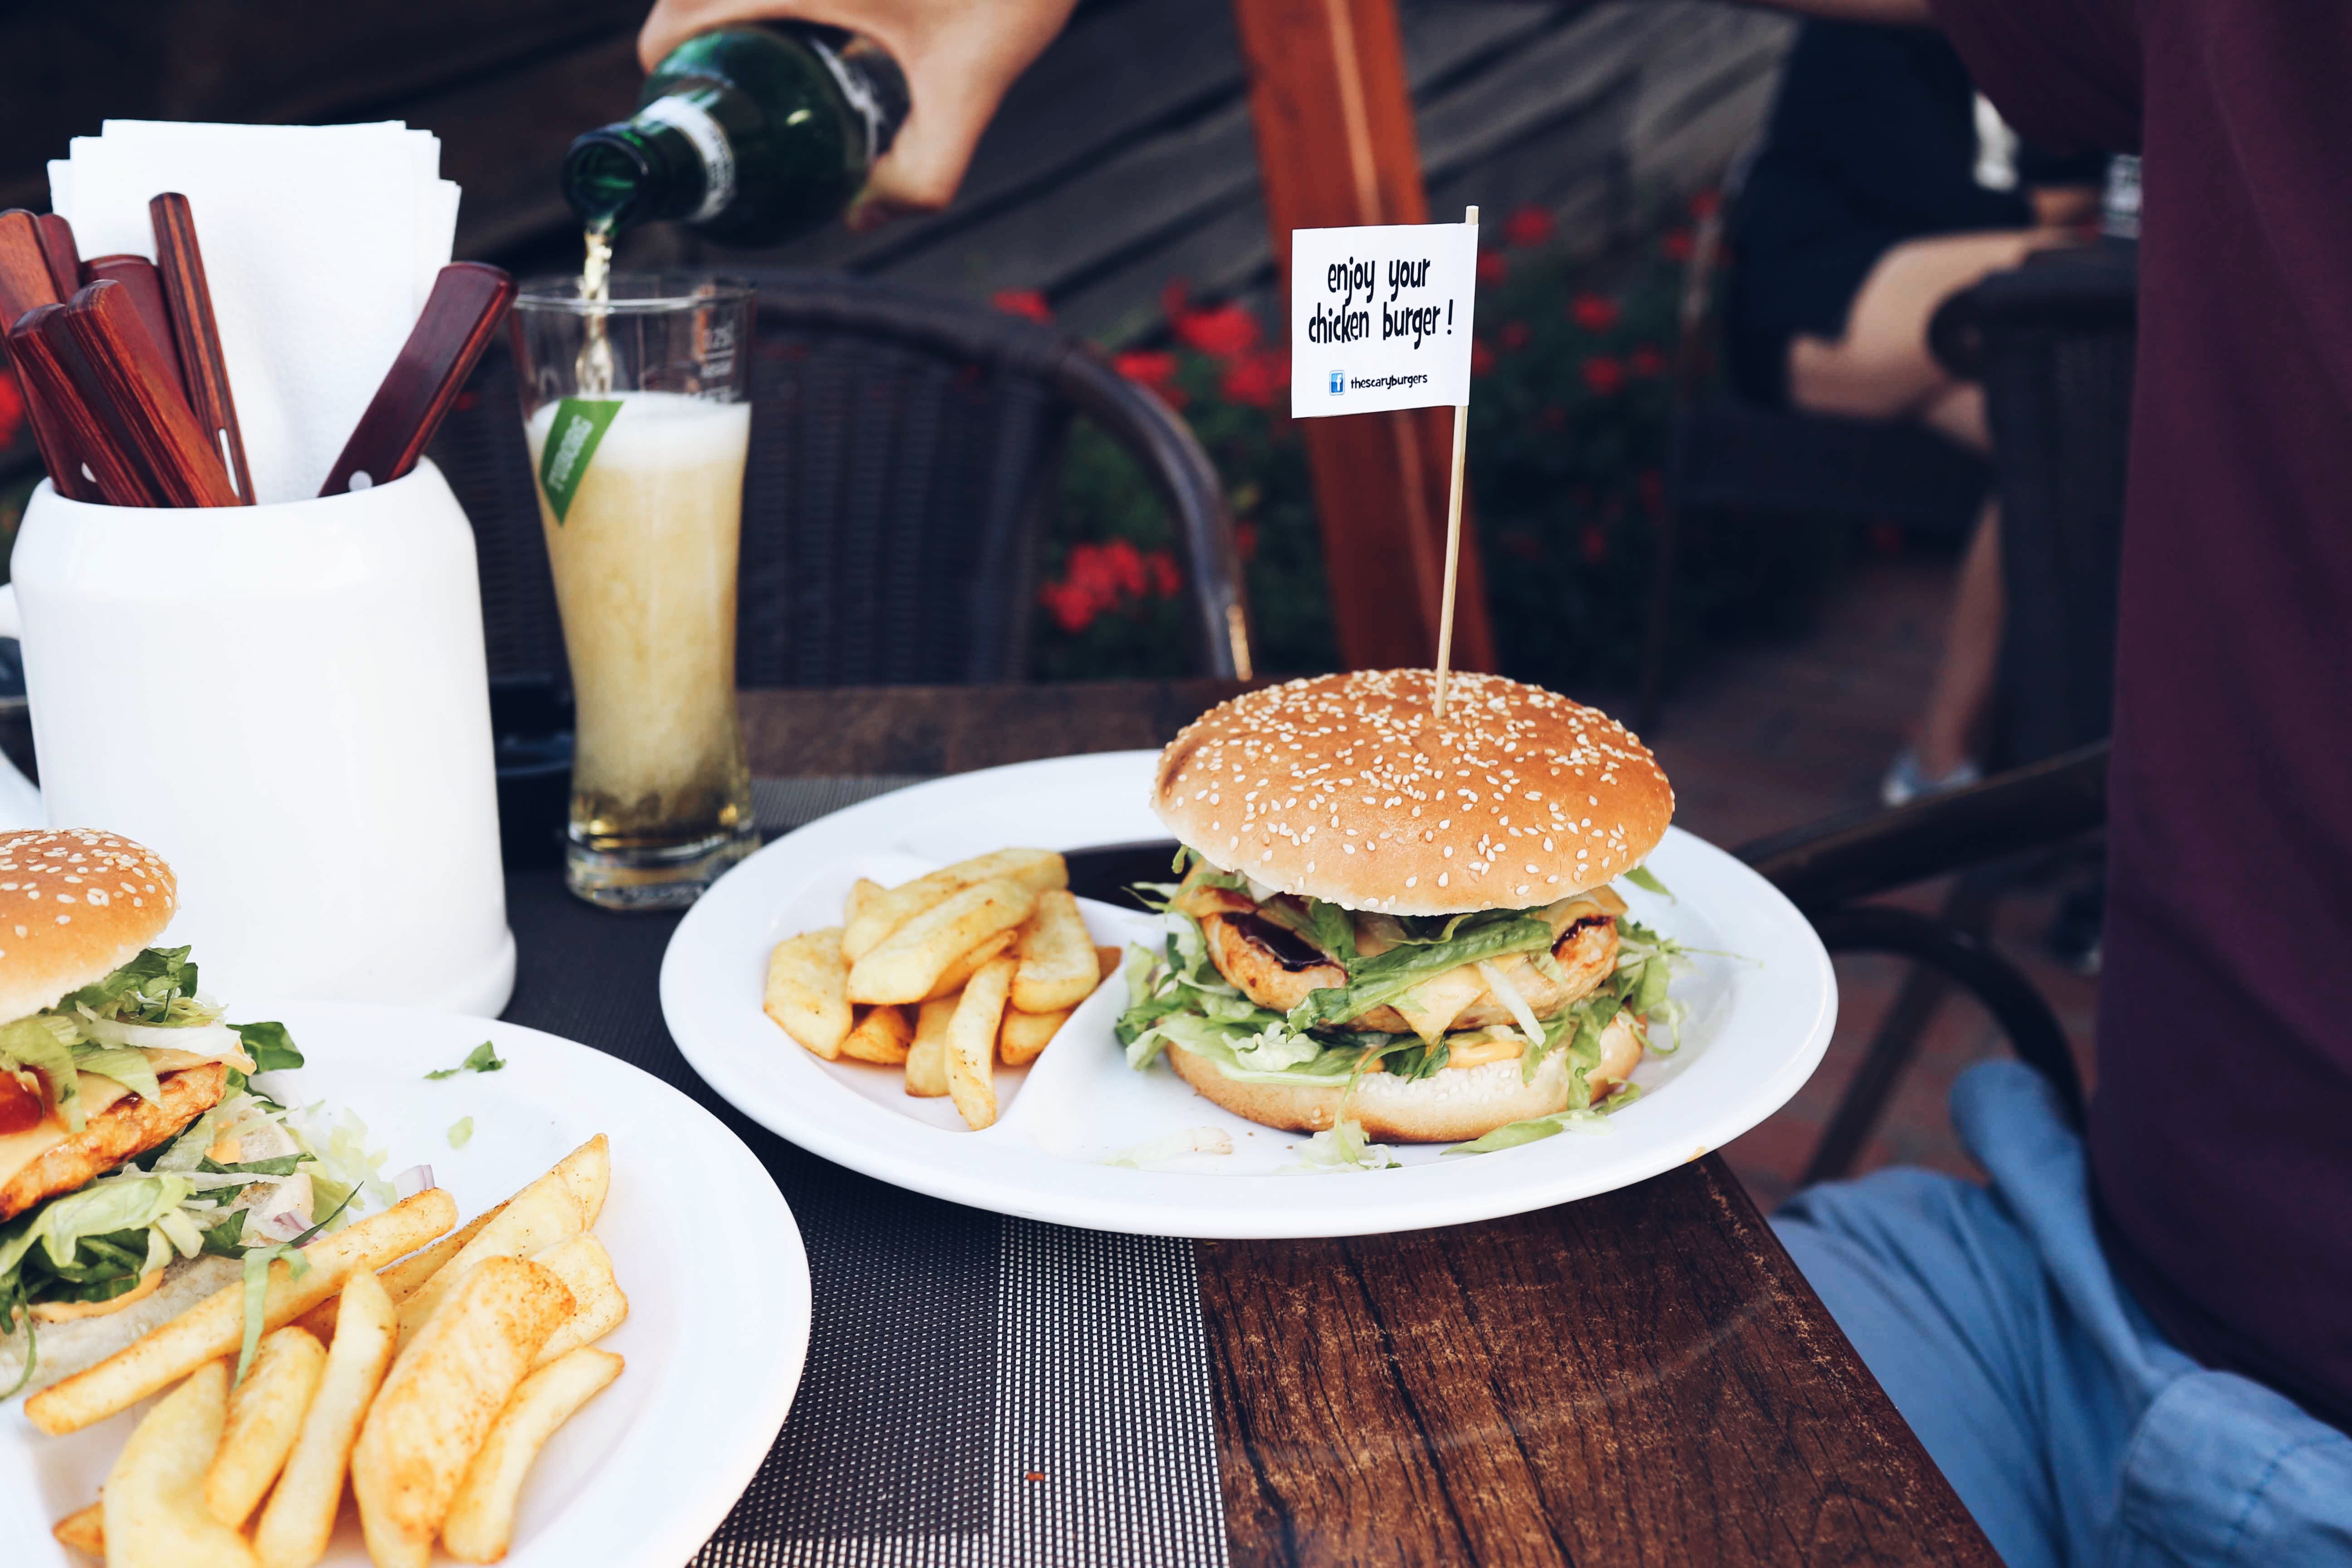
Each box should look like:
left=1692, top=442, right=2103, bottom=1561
left=1329, top=370, right=1345, bottom=396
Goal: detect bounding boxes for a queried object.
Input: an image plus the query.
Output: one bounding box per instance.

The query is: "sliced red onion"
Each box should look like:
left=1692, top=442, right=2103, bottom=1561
left=394, top=1164, right=434, bottom=1199
left=250, top=1205, right=312, bottom=1242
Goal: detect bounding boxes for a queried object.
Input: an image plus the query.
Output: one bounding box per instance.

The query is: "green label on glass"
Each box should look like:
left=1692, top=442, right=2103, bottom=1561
left=537, top=398, right=623, bottom=524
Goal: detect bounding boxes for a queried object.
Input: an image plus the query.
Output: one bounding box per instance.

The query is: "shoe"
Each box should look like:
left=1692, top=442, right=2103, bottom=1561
left=1881, top=749, right=1981, bottom=808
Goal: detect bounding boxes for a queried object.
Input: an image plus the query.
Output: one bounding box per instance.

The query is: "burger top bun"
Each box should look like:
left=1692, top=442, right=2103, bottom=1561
left=1152, top=670, right=1672, bottom=916
left=0, top=830, right=177, bottom=1023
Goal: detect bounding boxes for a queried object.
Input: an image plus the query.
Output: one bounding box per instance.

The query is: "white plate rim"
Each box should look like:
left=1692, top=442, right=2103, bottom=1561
left=663, top=751, right=1836, bottom=1238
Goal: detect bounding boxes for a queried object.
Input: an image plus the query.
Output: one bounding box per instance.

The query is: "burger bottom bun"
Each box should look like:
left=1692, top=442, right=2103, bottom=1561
left=1164, top=1012, right=1644, bottom=1143
left=0, top=1254, right=240, bottom=1398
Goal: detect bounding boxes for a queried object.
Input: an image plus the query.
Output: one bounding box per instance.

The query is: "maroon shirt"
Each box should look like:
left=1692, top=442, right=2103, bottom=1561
left=1931, top=0, right=2352, bottom=1428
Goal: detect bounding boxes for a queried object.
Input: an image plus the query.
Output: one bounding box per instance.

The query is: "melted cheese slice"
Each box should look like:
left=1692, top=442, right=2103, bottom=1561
left=0, top=1075, right=136, bottom=1194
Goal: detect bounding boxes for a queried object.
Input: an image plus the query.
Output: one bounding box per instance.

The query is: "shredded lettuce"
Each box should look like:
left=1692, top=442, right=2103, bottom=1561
left=425, top=1041, right=505, bottom=1080
left=1102, top=1126, right=1233, bottom=1167
left=234, top=1244, right=310, bottom=1383
left=69, top=1044, right=162, bottom=1107
left=231, top=1022, right=306, bottom=1073
left=0, top=1015, right=82, bottom=1130
left=1621, top=863, right=1673, bottom=899
left=1443, top=1081, right=1645, bottom=1156
left=1288, top=1118, right=1397, bottom=1172
left=1286, top=915, right=1553, bottom=1034
left=62, top=946, right=202, bottom=1023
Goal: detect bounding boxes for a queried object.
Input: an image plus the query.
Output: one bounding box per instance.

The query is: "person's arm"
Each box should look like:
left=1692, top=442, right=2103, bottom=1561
left=638, top=0, right=1080, bottom=227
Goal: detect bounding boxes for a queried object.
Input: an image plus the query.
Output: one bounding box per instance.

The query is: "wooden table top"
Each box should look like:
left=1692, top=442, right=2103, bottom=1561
left=740, top=680, right=1998, bottom=1568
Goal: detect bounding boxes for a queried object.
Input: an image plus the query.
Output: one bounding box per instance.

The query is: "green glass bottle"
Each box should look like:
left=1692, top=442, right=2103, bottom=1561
left=562, top=25, right=909, bottom=248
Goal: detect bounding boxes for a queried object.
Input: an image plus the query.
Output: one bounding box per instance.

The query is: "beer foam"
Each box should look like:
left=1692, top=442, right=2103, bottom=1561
left=526, top=392, right=751, bottom=472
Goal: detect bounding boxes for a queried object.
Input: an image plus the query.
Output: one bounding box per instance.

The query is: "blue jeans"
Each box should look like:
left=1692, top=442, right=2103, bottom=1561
left=1772, top=1062, right=2352, bottom=1568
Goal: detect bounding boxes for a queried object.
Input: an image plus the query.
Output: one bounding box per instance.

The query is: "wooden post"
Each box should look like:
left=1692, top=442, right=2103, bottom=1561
left=1233, top=0, right=1497, bottom=675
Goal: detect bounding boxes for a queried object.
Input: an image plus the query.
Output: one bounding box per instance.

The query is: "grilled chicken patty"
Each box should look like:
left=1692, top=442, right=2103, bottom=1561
left=0, top=1061, right=227, bottom=1221
left=1202, top=909, right=1620, bottom=1033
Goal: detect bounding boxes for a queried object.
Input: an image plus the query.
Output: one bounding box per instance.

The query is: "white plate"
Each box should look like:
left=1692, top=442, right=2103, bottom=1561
left=4, top=1002, right=808, bottom=1568
left=664, top=751, right=1836, bottom=1238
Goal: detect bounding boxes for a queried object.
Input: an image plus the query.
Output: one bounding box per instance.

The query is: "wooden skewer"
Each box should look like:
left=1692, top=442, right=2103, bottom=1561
left=62, top=281, right=240, bottom=508
left=1430, top=204, right=1478, bottom=724
left=82, top=255, right=189, bottom=407
left=9, top=305, right=163, bottom=507
left=0, top=211, right=102, bottom=501
left=149, top=193, right=253, bottom=504
left=32, top=214, right=78, bottom=301
left=321, top=263, right=516, bottom=496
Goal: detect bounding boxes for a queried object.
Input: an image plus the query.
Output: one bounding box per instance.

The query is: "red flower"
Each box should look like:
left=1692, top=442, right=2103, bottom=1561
left=992, top=289, right=1053, bottom=323
left=1662, top=228, right=1694, bottom=262
left=1100, top=538, right=1149, bottom=598
left=1502, top=206, right=1553, bottom=249
left=1629, top=343, right=1667, bottom=378
left=1540, top=404, right=1568, bottom=432
left=1476, top=250, right=1509, bottom=287
left=1143, top=549, right=1183, bottom=599
left=1174, top=303, right=1260, bottom=361
left=1569, top=294, right=1619, bottom=333
left=0, top=371, right=24, bottom=451
left=1868, top=521, right=1906, bottom=558
left=1220, top=350, right=1287, bottom=408
left=1580, top=524, right=1611, bottom=564
left=1499, top=531, right=1544, bottom=563
left=1161, top=279, right=1190, bottom=323
left=1638, top=468, right=1666, bottom=514
left=1471, top=339, right=1497, bottom=377
left=1688, top=188, right=1722, bottom=220
left=1499, top=320, right=1533, bottom=352
left=1039, top=580, right=1097, bottom=634
left=1582, top=356, right=1626, bottom=396
left=1234, top=521, right=1259, bottom=562
left=1114, top=350, right=1186, bottom=407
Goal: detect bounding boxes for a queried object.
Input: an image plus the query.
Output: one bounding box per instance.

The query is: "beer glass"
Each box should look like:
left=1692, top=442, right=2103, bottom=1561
left=512, top=274, right=757, bottom=908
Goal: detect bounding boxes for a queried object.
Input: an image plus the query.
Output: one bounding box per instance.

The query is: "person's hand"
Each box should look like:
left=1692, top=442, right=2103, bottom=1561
left=637, top=0, right=1080, bottom=228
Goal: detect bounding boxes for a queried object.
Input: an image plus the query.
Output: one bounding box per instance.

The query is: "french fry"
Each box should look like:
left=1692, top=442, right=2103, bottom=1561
left=204, top=1326, right=327, bottom=1528
left=905, top=997, right=956, bottom=1097
left=846, top=878, right=1036, bottom=1005
left=293, top=1198, right=510, bottom=1343
left=529, top=1233, right=629, bottom=1366
left=1098, top=944, right=1124, bottom=981
left=254, top=1270, right=398, bottom=1568
left=102, top=1360, right=259, bottom=1568
left=1012, top=889, right=1098, bottom=1013
left=27, top=1188, right=457, bottom=1436
left=839, top=1004, right=915, bottom=1065
left=920, top=928, right=1014, bottom=1002
left=441, top=1349, right=624, bottom=1564
left=51, top=1501, right=103, bottom=1558
left=841, top=877, right=884, bottom=948
left=551, top=1132, right=612, bottom=1230
left=999, top=1007, right=1071, bottom=1068
left=353, top=1257, right=574, bottom=1568
left=842, top=848, right=1068, bottom=960
left=397, top=1137, right=607, bottom=1342
left=946, top=956, right=1014, bottom=1131
left=764, top=927, right=853, bottom=1058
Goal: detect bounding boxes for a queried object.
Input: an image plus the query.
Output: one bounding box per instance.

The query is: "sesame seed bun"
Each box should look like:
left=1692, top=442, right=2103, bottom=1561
left=1162, top=1011, right=1645, bottom=1143
left=0, top=830, right=177, bottom=1024
left=1151, top=671, right=1673, bottom=916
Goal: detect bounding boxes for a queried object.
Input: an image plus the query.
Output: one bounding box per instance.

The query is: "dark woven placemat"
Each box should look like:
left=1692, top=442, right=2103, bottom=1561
left=498, top=779, right=1228, bottom=1567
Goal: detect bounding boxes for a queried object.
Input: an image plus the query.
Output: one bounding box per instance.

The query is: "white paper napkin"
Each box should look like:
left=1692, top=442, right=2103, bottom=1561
left=50, top=121, right=460, bottom=504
